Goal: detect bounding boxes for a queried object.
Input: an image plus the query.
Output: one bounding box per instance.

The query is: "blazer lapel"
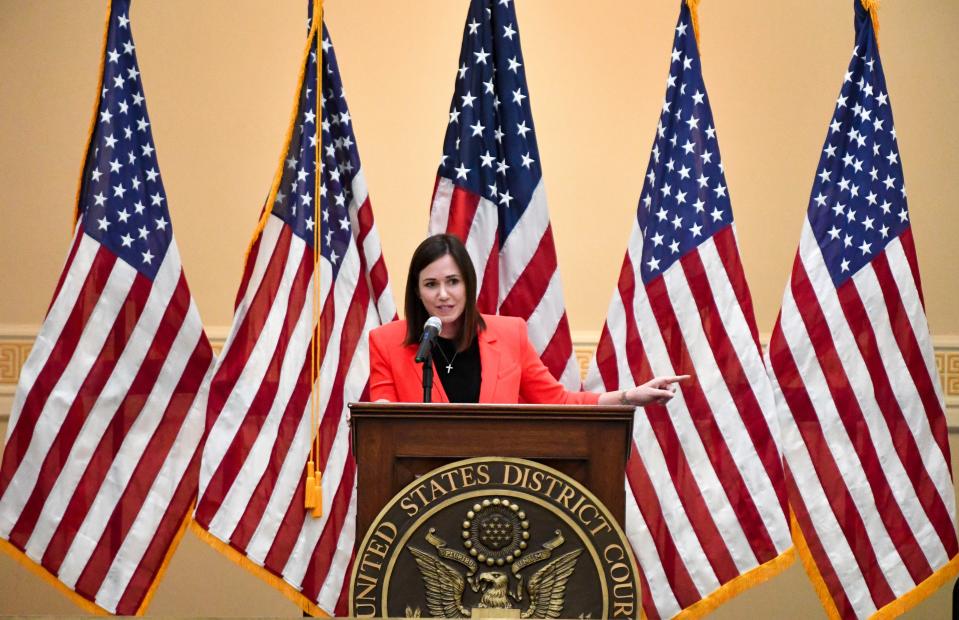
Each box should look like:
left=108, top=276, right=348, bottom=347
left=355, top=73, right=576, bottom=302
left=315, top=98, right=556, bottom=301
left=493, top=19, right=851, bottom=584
left=399, top=344, right=448, bottom=403
left=478, top=327, right=501, bottom=403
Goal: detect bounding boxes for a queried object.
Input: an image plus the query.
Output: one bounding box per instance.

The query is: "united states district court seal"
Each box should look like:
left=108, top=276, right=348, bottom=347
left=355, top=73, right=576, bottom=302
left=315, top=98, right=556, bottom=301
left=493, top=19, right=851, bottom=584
left=350, top=457, right=640, bottom=619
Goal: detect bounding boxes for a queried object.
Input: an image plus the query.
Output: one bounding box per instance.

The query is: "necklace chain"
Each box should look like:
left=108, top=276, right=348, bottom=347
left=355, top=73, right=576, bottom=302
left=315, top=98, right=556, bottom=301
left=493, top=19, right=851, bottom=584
left=435, top=341, right=459, bottom=374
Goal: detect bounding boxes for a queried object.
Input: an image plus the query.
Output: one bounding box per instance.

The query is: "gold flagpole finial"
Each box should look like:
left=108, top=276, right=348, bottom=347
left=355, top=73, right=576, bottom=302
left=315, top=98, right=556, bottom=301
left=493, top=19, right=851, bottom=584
left=861, top=0, right=880, bottom=48
left=686, top=0, right=702, bottom=51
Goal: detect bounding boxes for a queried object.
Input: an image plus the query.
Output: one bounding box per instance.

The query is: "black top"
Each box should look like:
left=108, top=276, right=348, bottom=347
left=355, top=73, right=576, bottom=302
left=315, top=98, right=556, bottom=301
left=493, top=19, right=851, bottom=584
left=433, top=335, right=481, bottom=403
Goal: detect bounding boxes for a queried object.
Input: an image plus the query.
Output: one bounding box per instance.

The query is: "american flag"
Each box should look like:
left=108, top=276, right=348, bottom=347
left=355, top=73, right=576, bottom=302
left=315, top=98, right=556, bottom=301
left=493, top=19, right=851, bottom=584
left=429, top=0, right=579, bottom=389
left=767, top=2, right=959, bottom=617
left=584, top=3, right=793, bottom=617
left=0, top=0, right=215, bottom=614
left=191, top=16, right=395, bottom=616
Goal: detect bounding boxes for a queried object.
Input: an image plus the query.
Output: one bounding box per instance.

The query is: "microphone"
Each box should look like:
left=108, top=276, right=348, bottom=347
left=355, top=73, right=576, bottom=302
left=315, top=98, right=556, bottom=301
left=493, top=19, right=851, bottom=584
left=414, top=316, right=443, bottom=363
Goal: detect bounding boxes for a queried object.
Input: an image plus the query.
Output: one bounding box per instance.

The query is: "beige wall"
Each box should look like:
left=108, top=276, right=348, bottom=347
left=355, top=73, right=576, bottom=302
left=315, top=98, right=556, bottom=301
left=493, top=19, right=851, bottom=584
left=1, top=0, right=958, bottom=337
left=1, top=0, right=958, bottom=617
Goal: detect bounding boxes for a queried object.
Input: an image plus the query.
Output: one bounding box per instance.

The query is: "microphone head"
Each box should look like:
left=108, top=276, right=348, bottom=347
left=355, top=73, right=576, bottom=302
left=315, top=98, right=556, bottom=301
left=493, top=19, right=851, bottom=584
left=425, top=316, right=442, bottom=331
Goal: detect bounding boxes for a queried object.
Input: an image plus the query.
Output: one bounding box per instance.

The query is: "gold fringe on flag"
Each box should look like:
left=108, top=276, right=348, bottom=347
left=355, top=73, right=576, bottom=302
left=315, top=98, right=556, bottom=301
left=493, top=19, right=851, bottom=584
left=189, top=522, right=329, bottom=617
left=242, top=10, right=317, bottom=263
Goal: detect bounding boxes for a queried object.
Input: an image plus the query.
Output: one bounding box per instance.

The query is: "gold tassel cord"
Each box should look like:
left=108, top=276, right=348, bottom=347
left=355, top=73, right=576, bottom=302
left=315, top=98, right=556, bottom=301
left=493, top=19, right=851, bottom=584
left=861, top=0, right=880, bottom=48
left=686, top=0, right=702, bottom=52
left=302, top=1, right=323, bottom=514
left=309, top=0, right=325, bottom=519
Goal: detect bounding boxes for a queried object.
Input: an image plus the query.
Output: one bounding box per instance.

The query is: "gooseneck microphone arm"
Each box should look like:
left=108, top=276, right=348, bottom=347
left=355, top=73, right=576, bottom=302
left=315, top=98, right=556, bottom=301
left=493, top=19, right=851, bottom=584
left=416, top=317, right=442, bottom=403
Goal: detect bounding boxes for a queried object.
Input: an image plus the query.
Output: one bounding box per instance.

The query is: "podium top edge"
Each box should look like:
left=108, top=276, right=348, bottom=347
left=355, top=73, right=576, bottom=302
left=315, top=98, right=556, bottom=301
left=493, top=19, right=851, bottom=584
left=348, top=401, right=636, bottom=419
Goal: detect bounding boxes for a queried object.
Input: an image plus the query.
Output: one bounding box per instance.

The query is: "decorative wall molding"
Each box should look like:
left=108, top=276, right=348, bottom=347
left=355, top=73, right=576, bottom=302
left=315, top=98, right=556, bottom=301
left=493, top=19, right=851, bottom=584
left=936, top=347, right=959, bottom=406
left=0, top=340, right=32, bottom=387
left=1, top=327, right=957, bottom=425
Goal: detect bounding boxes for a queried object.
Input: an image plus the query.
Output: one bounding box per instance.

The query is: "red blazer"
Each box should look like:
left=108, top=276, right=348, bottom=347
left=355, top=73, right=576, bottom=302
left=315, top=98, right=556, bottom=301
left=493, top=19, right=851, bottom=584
left=369, top=314, right=599, bottom=405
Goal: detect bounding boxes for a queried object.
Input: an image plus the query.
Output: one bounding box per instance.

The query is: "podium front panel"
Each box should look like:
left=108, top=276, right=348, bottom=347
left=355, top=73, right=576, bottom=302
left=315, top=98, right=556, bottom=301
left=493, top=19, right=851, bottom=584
left=349, top=403, right=634, bottom=549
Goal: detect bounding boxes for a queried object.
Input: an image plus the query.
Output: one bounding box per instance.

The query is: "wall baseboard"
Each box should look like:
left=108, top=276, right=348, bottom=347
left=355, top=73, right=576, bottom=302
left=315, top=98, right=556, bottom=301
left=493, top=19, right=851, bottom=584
left=2, top=327, right=958, bottom=426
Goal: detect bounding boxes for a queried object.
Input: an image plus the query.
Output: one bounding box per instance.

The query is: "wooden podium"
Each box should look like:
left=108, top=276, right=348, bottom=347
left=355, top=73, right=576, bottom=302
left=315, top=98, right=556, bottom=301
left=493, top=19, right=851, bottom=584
left=349, top=402, right=635, bottom=547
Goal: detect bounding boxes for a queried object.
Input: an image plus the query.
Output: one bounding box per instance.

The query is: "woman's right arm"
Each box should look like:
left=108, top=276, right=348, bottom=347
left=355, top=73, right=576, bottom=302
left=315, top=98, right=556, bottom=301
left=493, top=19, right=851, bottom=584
left=368, top=329, right=398, bottom=402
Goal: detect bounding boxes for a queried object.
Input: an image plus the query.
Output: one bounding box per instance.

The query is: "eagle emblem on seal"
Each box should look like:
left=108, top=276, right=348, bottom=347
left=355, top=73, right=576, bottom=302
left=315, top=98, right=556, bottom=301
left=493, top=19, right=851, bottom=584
left=406, top=497, right=584, bottom=619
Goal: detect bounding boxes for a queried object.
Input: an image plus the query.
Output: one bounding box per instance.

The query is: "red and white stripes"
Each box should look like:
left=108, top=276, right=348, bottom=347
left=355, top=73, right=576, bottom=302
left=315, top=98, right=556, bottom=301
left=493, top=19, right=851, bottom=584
left=587, top=222, right=793, bottom=619
left=0, top=229, right=214, bottom=614
left=768, top=223, right=957, bottom=618
left=194, top=177, right=394, bottom=615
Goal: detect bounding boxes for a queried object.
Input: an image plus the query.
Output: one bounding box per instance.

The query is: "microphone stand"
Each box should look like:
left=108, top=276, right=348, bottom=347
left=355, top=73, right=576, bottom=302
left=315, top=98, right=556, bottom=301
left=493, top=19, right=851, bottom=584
left=421, top=347, right=434, bottom=403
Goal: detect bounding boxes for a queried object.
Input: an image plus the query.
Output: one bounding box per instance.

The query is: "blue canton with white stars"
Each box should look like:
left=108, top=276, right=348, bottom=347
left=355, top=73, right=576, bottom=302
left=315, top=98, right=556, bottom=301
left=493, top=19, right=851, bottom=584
left=637, top=4, right=730, bottom=285
left=438, top=0, right=542, bottom=241
left=79, top=0, right=171, bottom=281
left=807, top=2, right=908, bottom=286
left=270, top=19, right=359, bottom=278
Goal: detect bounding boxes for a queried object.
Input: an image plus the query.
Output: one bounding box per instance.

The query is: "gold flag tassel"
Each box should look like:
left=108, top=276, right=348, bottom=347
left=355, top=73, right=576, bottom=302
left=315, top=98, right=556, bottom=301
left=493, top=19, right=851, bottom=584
left=686, top=0, right=702, bottom=52
left=305, top=0, right=325, bottom=518
left=861, top=0, right=880, bottom=48
left=305, top=460, right=317, bottom=509
left=312, top=464, right=323, bottom=518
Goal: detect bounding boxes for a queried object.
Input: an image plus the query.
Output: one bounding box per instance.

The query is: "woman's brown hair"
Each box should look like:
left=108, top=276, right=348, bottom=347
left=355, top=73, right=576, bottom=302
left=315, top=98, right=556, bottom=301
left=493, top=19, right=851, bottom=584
left=404, top=233, right=485, bottom=351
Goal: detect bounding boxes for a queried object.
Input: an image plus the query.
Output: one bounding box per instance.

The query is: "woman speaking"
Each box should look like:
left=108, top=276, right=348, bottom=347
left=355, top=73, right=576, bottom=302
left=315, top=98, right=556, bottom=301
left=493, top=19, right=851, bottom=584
left=369, top=234, right=687, bottom=405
